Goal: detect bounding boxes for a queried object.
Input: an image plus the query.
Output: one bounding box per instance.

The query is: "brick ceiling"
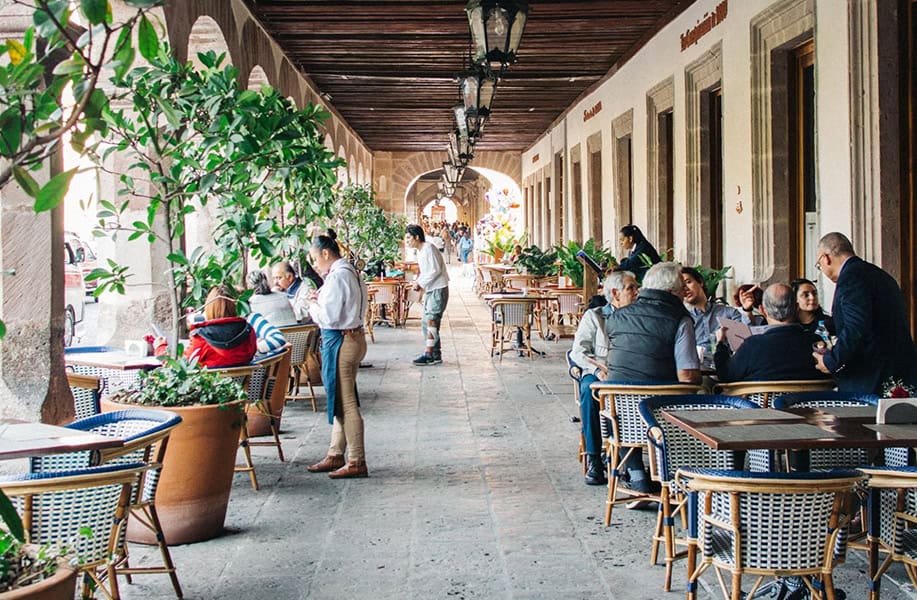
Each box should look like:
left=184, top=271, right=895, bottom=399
left=245, top=1, right=695, bottom=153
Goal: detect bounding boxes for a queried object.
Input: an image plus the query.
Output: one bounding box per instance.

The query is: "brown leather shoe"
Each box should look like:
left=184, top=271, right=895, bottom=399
left=307, top=455, right=345, bottom=473
left=328, top=461, right=368, bottom=479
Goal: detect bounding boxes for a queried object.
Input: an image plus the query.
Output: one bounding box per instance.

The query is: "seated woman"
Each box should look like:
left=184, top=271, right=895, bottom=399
left=247, top=270, right=297, bottom=326
left=185, top=285, right=257, bottom=367
left=509, top=244, right=524, bottom=264
left=247, top=312, right=287, bottom=356
left=790, top=278, right=835, bottom=336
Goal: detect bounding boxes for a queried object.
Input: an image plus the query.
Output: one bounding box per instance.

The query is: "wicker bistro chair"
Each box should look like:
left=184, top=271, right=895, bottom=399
left=280, top=324, right=321, bottom=412
left=0, top=463, right=150, bottom=600
left=67, top=371, right=102, bottom=420
left=37, top=410, right=185, bottom=598
left=207, top=364, right=258, bottom=489
left=638, top=395, right=759, bottom=592
left=679, top=468, right=865, bottom=600
left=489, top=299, right=535, bottom=362
left=400, top=285, right=423, bottom=326
left=240, top=349, right=290, bottom=482
left=858, top=466, right=917, bottom=599
left=367, top=281, right=400, bottom=327
left=590, top=382, right=704, bottom=526
left=772, top=391, right=884, bottom=471
left=713, top=379, right=836, bottom=408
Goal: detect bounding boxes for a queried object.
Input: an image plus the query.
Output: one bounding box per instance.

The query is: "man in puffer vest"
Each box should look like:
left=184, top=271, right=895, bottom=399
left=604, top=262, right=701, bottom=494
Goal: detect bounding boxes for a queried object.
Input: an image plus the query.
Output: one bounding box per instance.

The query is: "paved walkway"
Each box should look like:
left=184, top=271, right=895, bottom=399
left=123, top=266, right=917, bottom=599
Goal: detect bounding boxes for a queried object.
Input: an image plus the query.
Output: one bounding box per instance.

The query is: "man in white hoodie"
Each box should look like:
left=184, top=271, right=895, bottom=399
left=405, top=224, right=450, bottom=365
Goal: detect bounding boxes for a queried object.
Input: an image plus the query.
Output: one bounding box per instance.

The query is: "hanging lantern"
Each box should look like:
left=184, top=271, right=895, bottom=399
left=460, top=65, right=497, bottom=117
left=453, top=104, right=468, bottom=138
left=449, top=129, right=474, bottom=165
left=465, top=0, right=528, bottom=70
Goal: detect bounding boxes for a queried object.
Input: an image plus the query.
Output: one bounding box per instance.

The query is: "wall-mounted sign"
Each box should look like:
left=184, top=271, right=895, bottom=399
left=680, top=0, right=728, bottom=52
left=532, top=153, right=540, bottom=163
left=583, top=101, right=603, bottom=122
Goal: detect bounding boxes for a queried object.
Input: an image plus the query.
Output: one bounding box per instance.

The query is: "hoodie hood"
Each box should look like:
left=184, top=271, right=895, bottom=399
left=190, top=317, right=252, bottom=350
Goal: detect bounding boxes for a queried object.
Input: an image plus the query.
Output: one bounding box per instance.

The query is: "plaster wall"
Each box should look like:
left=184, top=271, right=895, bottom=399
left=522, top=0, right=860, bottom=288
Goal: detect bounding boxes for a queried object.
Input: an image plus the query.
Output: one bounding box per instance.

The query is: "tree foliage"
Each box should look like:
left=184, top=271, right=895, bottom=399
left=325, top=184, right=407, bottom=276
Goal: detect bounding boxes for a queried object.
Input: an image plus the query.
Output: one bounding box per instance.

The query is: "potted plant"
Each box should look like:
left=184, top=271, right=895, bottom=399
left=553, top=239, right=616, bottom=288
left=102, top=358, right=247, bottom=545
left=0, top=491, right=76, bottom=599
left=693, top=264, right=732, bottom=303
left=514, top=245, right=557, bottom=278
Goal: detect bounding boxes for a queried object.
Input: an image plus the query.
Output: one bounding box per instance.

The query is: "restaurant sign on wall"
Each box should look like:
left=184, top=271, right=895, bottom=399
left=680, top=1, right=728, bottom=52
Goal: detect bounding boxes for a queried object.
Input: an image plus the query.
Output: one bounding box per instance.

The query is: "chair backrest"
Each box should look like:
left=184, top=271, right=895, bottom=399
left=0, top=463, right=147, bottom=569
left=492, top=300, right=533, bottom=327
left=713, top=379, right=836, bottom=408
left=481, top=268, right=494, bottom=283
left=368, top=282, right=397, bottom=304
left=639, top=394, right=759, bottom=483
left=565, top=350, right=582, bottom=383
left=68, top=364, right=144, bottom=398
left=555, top=292, right=581, bottom=316
left=858, top=466, right=917, bottom=550
left=591, top=382, right=704, bottom=445
left=67, top=372, right=102, bottom=420
left=278, top=324, right=316, bottom=366
left=773, top=391, right=880, bottom=469
left=680, top=468, right=864, bottom=572
left=248, top=348, right=290, bottom=404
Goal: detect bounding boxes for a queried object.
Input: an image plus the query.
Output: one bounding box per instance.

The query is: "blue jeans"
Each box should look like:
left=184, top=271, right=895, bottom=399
left=579, top=374, right=603, bottom=456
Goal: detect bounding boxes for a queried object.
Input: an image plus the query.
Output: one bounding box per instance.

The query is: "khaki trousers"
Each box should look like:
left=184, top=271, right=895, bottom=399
left=329, top=331, right=368, bottom=462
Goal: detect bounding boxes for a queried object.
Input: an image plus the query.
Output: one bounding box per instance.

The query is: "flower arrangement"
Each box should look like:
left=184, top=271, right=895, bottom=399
left=882, top=377, right=917, bottom=398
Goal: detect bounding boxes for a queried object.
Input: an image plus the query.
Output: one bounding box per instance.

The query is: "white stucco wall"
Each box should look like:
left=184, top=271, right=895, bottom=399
left=521, top=0, right=856, bottom=287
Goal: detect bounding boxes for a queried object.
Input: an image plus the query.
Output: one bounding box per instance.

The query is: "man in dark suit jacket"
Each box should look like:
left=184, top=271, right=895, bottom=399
left=812, top=232, right=917, bottom=394
left=714, top=283, right=831, bottom=382
left=616, top=224, right=660, bottom=282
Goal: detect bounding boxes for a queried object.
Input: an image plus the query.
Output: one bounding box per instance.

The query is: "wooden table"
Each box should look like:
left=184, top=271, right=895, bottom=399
left=0, top=421, right=123, bottom=462
left=660, top=406, right=917, bottom=451
left=65, top=347, right=162, bottom=394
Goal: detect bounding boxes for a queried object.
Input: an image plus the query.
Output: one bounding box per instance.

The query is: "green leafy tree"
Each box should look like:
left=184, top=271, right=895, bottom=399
left=0, top=0, right=163, bottom=340
left=553, top=239, right=616, bottom=287
left=325, top=184, right=407, bottom=276
left=88, top=48, right=341, bottom=354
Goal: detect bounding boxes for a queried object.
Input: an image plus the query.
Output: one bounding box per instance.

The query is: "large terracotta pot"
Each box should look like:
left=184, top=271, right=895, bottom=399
left=247, top=352, right=291, bottom=437
left=0, top=565, right=77, bottom=600
left=101, top=398, right=245, bottom=545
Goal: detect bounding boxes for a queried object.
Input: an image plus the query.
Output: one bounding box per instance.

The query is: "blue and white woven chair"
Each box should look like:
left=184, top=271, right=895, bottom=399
left=65, top=346, right=147, bottom=397
left=67, top=371, right=102, bottom=420
left=489, top=299, right=534, bottom=361
left=280, top=324, right=321, bottom=411
left=207, top=363, right=258, bottom=490
left=638, top=394, right=758, bottom=591
left=590, top=382, right=704, bottom=526
left=773, top=391, right=883, bottom=470
left=31, top=410, right=184, bottom=598
left=713, top=379, right=836, bottom=408
left=679, top=468, right=865, bottom=600
left=0, top=463, right=148, bottom=600
left=244, top=348, right=289, bottom=464
left=857, top=466, right=917, bottom=600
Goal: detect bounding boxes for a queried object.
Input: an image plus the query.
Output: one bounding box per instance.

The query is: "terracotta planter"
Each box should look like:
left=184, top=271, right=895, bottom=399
left=101, top=398, right=245, bottom=545
left=247, top=352, right=291, bottom=437
left=0, top=566, right=77, bottom=600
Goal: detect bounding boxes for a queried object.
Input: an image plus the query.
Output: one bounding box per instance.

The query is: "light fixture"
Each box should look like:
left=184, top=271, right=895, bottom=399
left=453, top=104, right=468, bottom=138
left=449, top=129, right=474, bottom=165
left=465, top=0, right=528, bottom=70
left=460, top=65, right=497, bottom=118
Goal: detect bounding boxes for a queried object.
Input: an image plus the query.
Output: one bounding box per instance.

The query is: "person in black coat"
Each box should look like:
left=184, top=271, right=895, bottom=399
left=715, top=283, right=832, bottom=382
left=812, top=232, right=917, bottom=394
left=616, top=224, right=660, bottom=282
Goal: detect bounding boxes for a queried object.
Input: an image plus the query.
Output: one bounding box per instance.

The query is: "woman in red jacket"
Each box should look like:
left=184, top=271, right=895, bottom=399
left=185, top=285, right=257, bottom=367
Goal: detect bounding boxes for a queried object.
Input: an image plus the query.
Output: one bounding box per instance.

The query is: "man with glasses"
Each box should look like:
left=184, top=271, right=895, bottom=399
left=812, top=232, right=917, bottom=394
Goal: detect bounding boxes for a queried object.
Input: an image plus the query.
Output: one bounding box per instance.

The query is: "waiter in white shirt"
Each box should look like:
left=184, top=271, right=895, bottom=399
left=405, top=224, right=450, bottom=366
left=305, top=235, right=370, bottom=479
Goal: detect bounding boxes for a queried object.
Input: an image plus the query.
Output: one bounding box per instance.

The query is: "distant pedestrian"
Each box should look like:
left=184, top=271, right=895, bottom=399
left=405, top=224, right=449, bottom=365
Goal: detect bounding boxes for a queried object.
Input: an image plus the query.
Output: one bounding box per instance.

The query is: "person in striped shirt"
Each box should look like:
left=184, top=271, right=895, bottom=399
left=246, top=311, right=287, bottom=355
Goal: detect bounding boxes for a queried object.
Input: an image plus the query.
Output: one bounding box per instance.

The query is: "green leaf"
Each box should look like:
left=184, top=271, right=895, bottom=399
left=34, top=168, right=78, bottom=213
left=80, top=0, right=108, bottom=25
left=52, top=56, right=85, bottom=76
left=112, top=27, right=135, bottom=81
left=157, top=97, right=180, bottom=129
left=0, top=320, right=5, bottom=340
left=12, top=167, right=40, bottom=197
left=0, top=109, right=22, bottom=156
left=0, top=491, right=24, bottom=543
left=137, top=14, right=159, bottom=61
left=166, top=252, right=188, bottom=266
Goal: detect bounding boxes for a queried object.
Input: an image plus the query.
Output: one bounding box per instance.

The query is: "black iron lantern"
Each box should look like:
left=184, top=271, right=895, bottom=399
left=453, top=104, right=468, bottom=138
left=460, top=65, right=497, bottom=117
left=465, top=0, right=528, bottom=69
left=449, top=129, right=474, bottom=165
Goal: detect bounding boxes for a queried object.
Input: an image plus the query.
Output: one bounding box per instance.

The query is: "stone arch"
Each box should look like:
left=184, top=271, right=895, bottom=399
left=187, top=15, right=232, bottom=70
left=247, top=65, right=271, bottom=90
left=358, top=163, right=365, bottom=186
left=337, top=146, right=348, bottom=185
left=348, top=155, right=357, bottom=183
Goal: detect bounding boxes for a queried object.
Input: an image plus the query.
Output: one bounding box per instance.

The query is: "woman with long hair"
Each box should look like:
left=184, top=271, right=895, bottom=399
left=184, top=285, right=257, bottom=367
left=790, top=278, right=835, bottom=336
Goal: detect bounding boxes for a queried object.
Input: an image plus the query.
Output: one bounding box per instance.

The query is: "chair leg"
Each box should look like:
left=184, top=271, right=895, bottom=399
left=236, top=415, right=259, bottom=491
left=147, top=504, right=183, bottom=598
left=662, top=488, right=675, bottom=592
left=604, top=444, right=622, bottom=526
left=731, top=572, right=742, bottom=600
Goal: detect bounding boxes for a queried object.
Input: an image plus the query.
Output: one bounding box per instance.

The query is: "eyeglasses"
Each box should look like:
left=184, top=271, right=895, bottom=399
left=814, top=253, right=826, bottom=272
